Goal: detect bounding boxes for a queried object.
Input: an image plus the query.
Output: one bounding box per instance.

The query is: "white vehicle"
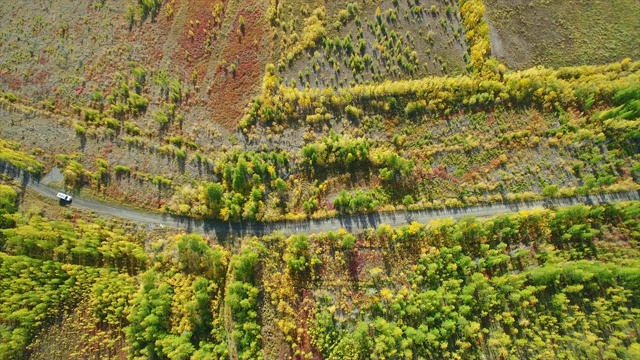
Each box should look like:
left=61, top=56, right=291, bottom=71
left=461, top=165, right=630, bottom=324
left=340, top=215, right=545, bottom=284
left=56, top=192, right=72, bottom=204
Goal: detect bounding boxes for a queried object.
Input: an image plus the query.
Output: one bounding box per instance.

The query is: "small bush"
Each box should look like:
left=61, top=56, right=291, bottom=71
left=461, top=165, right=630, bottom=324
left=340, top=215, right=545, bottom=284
left=124, top=121, right=141, bottom=135
left=402, top=195, right=415, bottom=206
left=114, top=165, right=131, bottom=176
left=128, top=93, right=148, bottom=114
left=105, top=117, right=120, bottom=130
left=152, top=175, right=173, bottom=187
left=168, top=136, right=183, bottom=147
left=154, top=110, right=169, bottom=126
left=543, top=184, right=559, bottom=197
left=345, top=105, right=362, bottom=121
left=110, top=102, right=128, bottom=117
left=74, top=124, right=86, bottom=135
left=82, top=108, right=101, bottom=122
left=174, top=149, right=186, bottom=160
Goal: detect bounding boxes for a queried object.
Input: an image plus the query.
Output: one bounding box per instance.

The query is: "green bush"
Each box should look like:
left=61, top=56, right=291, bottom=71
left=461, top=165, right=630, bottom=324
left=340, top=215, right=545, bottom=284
left=402, top=195, right=415, bottom=206
left=128, top=93, right=148, bottom=114
left=114, top=165, right=131, bottom=177
left=105, top=117, right=120, bottom=130
left=74, top=123, right=86, bottom=135
left=82, top=107, right=101, bottom=123
left=154, top=110, right=169, bottom=125
left=124, top=121, right=141, bottom=135
left=0, top=139, right=44, bottom=175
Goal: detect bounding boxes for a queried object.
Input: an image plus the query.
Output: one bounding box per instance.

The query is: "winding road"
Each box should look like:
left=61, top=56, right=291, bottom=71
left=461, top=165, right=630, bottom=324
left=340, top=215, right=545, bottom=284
left=3, top=162, right=639, bottom=238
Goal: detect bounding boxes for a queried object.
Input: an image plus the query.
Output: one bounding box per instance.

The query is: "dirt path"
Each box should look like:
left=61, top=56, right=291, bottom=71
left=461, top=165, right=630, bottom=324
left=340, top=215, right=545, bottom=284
left=3, top=162, right=639, bottom=238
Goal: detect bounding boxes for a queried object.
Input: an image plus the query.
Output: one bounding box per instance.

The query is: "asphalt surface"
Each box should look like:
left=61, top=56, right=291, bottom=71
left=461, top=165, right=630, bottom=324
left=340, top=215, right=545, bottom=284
left=3, top=161, right=639, bottom=238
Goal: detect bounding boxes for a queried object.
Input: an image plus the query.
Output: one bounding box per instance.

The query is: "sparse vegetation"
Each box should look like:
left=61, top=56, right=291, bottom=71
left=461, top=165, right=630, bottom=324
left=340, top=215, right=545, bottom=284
left=485, top=0, right=640, bottom=69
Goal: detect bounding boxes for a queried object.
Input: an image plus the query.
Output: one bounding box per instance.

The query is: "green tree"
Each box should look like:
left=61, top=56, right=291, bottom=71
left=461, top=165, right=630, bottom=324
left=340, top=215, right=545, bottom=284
left=0, top=185, right=17, bottom=229
left=285, top=234, right=311, bottom=272
left=126, top=270, right=174, bottom=359
left=232, top=158, right=249, bottom=191
left=175, top=234, right=227, bottom=281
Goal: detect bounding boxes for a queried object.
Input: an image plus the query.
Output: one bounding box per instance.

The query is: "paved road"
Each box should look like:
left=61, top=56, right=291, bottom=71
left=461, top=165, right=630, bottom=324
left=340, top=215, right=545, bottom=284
left=3, top=161, right=639, bottom=238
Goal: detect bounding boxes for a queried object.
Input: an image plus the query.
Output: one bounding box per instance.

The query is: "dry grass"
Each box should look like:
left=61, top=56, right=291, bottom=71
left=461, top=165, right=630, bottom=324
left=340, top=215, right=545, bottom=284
left=485, top=0, right=640, bottom=69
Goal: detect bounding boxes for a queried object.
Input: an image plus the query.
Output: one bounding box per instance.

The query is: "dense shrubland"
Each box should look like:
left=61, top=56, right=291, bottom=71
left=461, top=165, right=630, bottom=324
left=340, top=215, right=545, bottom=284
left=0, top=186, right=230, bottom=359
left=125, top=235, right=229, bottom=359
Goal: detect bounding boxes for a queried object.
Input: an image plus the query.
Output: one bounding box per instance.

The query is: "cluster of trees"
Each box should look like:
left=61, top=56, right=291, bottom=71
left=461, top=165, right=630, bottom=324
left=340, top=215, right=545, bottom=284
left=0, top=185, right=17, bottom=229
left=297, top=131, right=415, bottom=213
left=598, top=85, right=640, bottom=154
left=0, top=139, right=44, bottom=176
left=126, top=0, right=164, bottom=24
left=126, top=234, right=229, bottom=359
left=219, top=201, right=640, bottom=359
left=333, top=188, right=384, bottom=213
left=0, top=253, right=121, bottom=359
left=253, top=231, right=356, bottom=358
left=301, top=130, right=413, bottom=179
left=225, top=244, right=264, bottom=360
left=369, top=147, right=414, bottom=181
left=74, top=67, right=186, bottom=143
left=301, top=130, right=370, bottom=172
left=1, top=211, right=147, bottom=274
left=240, top=64, right=289, bottom=129
left=54, top=154, right=133, bottom=192
left=79, top=69, right=148, bottom=124
left=0, top=194, right=235, bottom=360
left=308, top=202, right=640, bottom=359
left=282, top=7, right=326, bottom=65
left=164, top=149, right=290, bottom=222
left=60, top=158, right=93, bottom=190
left=313, top=247, right=640, bottom=359
left=0, top=185, right=145, bottom=359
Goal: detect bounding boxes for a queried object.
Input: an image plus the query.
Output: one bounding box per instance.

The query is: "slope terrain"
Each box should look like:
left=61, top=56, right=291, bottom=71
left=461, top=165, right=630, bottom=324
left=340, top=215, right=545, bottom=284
left=1, top=0, right=640, bottom=359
